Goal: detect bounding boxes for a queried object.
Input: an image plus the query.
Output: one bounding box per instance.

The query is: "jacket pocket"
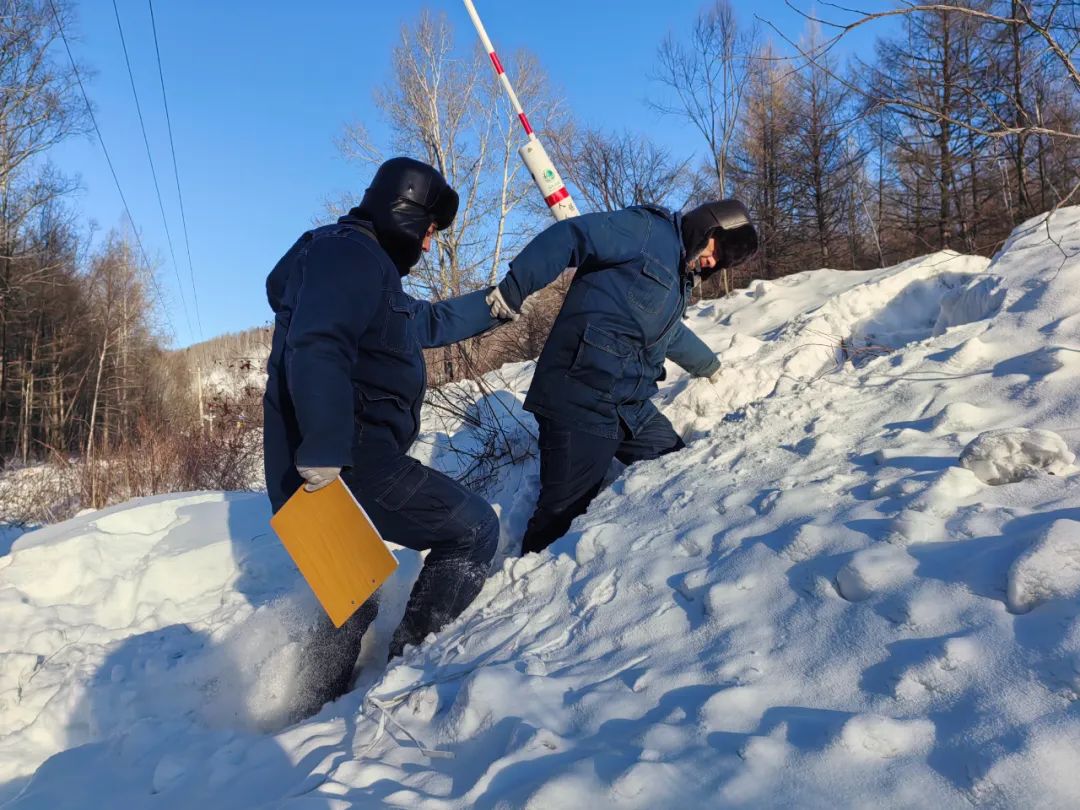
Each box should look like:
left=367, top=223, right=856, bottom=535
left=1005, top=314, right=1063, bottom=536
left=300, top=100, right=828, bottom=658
left=380, top=291, right=414, bottom=354
left=627, top=256, right=674, bottom=315
left=354, top=385, right=407, bottom=431
left=568, top=324, right=632, bottom=396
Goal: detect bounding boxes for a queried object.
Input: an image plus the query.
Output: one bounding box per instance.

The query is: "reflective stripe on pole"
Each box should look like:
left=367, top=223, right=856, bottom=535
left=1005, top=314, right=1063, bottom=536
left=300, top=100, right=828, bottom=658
left=462, top=0, right=580, bottom=221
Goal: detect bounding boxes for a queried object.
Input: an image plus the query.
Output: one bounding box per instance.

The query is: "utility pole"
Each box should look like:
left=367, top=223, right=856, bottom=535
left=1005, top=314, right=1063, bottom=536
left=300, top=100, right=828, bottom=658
left=196, top=364, right=204, bottom=435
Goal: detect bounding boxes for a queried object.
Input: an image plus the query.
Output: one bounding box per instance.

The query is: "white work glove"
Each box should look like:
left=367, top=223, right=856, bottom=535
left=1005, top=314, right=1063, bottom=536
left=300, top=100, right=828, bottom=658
left=298, top=465, right=341, bottom=492
left=486, top=287, right=519, bottom=321
left=707, top=365, right=724, bottom=384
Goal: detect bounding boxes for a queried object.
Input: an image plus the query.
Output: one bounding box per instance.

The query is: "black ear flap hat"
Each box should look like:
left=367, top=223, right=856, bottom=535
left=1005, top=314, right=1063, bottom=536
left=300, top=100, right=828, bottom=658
left=354, top=157, right=459, bottom=274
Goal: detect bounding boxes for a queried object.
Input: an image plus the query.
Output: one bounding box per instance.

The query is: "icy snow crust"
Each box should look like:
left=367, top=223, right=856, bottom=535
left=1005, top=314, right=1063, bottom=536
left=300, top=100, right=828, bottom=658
left=2, top=209, right=1079, bottom=808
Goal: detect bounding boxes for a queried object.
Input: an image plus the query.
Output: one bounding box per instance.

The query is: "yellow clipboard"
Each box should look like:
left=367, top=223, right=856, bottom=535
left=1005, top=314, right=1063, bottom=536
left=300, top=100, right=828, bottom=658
left=270, top=477, right=398, bottom=627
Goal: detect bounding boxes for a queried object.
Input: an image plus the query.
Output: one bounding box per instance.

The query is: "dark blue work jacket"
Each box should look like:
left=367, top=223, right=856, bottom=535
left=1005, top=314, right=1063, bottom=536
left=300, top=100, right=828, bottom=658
left=498, top=206, right=720, bottom=440
left=263, top=216, right=499, bottom=511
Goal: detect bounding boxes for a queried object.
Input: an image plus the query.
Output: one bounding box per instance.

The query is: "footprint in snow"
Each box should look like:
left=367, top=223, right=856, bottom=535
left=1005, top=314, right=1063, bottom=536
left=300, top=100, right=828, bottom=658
left=573, top=523, right=620, bottom=565
left=836, top=546, right=917, bottom=602
left=893, top=636, right=980, bottom=705
left=837, top=714, right=935, bottom=759
left=716, top=652, right=766, bottom=687
left=580, top=571, right=618, bottom=611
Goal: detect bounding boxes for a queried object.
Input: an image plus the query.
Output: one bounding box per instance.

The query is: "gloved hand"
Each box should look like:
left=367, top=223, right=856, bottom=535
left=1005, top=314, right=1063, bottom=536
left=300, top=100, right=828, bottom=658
left=486, top=287, right=519, bottom=321
left=707, top=366, right=724, bottom=384
left=298, top=465, right=341, bottom=492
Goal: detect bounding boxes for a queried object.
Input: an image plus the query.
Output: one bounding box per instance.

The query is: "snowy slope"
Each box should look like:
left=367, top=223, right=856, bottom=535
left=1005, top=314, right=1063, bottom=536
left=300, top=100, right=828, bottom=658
left=2, top=209, right=1079, bottom=808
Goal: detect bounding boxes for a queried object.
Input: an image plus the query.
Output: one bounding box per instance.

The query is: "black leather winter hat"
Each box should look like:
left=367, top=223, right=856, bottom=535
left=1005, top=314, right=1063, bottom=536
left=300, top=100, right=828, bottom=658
left=354, top=157, right=459, bottom=274
left=681, top=199, right=759, bottom=277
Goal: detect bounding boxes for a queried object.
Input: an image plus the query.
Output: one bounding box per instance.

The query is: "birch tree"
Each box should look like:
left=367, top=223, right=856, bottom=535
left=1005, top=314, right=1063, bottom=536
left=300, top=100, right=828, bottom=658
left=0, top=0, right=85, bottom=457
left=336, top=10, right=565, bottom=382
left=338, top=11, right=564, bottom=300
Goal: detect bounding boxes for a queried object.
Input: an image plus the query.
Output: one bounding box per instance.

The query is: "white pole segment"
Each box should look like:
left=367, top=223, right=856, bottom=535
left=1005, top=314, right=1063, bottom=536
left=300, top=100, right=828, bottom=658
left=462, top=0, right=534, bottom=140
left=461, top=0, right=580, bottom=221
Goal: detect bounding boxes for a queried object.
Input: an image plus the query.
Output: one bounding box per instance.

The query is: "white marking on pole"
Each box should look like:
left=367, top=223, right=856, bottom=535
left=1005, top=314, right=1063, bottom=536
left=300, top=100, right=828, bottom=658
left=462, top=0, right=536, bottom=142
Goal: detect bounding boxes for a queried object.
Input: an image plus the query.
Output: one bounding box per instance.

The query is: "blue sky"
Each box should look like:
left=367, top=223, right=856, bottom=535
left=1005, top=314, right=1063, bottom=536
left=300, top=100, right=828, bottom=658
left=52, top=0, right=892, bottom=348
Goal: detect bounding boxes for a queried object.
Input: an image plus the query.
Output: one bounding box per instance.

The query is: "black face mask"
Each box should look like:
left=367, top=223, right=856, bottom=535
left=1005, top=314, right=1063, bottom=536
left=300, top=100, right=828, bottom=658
left=681, top=200, right=759, bottom=280
left=354, top=157, right=460, bottom=275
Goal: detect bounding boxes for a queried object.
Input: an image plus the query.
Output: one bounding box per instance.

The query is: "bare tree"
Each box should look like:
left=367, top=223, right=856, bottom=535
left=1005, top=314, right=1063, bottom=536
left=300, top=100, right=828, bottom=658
left=0, top=0, right=86, bottom=458
left=730, top=43, right=800, bottom=280
left=789, top=24, right=867, bottom=267
left=550, top=124, right=693, bottom=212
left=650, top=0, right=754, bottom=196
left=776, top=0, right=1080, bottom=216
left=336, top=11, right=566, bottom=383
left=83, top=235, right=150, bottom=455
left=11, top=201, right=83, bottom=461
left=479, top=49, right=569, bottom=285
left=337, top=12, right=563, bottom=300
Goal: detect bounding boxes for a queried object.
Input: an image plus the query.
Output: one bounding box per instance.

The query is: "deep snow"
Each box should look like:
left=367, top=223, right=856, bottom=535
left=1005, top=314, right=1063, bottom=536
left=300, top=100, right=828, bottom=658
left=2, top=209, right=1079, bottom=808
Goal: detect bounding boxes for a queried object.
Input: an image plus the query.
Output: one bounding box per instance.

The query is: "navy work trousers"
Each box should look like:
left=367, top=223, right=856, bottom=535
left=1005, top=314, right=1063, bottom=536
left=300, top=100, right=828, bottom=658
left=342, top=452, right=499, bottom=659
left=521, top=414, right=685, bottom=555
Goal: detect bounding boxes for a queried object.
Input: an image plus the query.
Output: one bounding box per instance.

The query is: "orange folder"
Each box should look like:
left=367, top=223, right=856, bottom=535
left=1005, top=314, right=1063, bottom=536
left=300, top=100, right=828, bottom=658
left=270, top=477, right=399, bottom=627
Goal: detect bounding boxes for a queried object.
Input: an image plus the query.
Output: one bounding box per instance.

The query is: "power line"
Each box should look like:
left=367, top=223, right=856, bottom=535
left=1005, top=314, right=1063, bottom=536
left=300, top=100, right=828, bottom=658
left=148, top=0, right=203, bottom=340
left=111, top=0, right=193, bottom=338
left=47, top=0, right=176, bottom=339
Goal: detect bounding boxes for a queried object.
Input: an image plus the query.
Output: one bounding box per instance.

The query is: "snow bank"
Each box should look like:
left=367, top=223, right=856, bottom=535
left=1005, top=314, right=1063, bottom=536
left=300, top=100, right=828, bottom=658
left=971, top=722, right=1080, bottom=807
left=1008, top=519, right=1080, bottom=613
left=0, top=491, right=426, bottom=803
left=959, top=428, right=1076, bottom=485
left=3, top=207, right=1080, bottom=808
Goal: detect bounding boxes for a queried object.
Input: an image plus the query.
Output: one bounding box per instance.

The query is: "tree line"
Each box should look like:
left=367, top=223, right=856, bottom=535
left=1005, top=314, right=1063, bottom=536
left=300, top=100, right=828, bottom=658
left=719, top=0, right=1079, bottom=287
left=572, top=0, right=1079, bottom=290
left=0, top=1, right=190, bottom=472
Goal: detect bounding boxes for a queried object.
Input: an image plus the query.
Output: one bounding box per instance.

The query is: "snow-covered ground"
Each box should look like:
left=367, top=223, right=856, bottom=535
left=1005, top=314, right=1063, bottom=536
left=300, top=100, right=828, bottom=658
left=2, top=209, right=1079, bottom=808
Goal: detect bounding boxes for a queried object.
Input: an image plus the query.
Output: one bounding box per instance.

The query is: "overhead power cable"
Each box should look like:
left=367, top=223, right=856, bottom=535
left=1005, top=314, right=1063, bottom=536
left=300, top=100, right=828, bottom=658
left=148, top=0, right=203, bottom=339
left=111, top=0, right=193, bottom=338
left=47, top=0, right=176, bottom=339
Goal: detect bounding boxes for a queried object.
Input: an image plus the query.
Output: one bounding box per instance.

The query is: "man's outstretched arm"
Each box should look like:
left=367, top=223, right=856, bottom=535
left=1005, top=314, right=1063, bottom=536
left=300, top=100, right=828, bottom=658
left=665, top=321, right=721, bottom=379
left=412, top=287, right=504, bottom=349
left=496, top=209, right=647, bottom=312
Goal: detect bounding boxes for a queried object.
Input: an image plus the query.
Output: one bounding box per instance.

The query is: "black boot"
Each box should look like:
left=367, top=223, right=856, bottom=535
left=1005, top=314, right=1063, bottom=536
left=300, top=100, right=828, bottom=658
left=387, top=513, right=498, bottom=661
left=290, top=598, right=378, bottom=722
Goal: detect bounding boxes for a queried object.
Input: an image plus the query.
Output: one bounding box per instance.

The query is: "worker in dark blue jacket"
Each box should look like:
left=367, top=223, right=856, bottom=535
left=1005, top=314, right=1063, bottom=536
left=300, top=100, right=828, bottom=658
left=264, top=157, right=514, bottom=668
left=485, top=201, right=758, bottom=554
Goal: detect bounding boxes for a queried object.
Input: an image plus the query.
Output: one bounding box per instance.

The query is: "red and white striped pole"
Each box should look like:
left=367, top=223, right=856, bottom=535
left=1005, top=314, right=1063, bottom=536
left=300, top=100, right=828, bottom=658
left=462, top=0, right=580, bottom=221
